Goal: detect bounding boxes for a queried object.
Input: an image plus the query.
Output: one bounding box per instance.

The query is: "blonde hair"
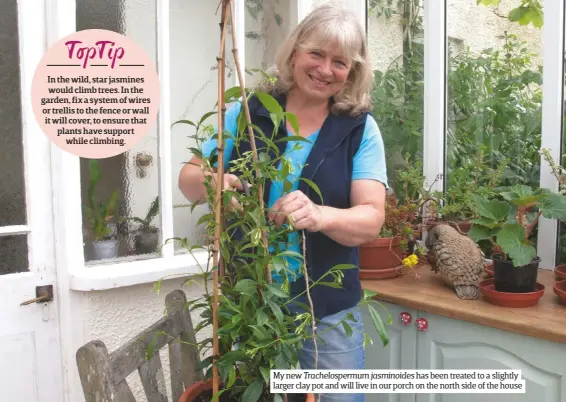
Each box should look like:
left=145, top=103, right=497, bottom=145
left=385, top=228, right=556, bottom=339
left=255, top=3, right=373, bottom=116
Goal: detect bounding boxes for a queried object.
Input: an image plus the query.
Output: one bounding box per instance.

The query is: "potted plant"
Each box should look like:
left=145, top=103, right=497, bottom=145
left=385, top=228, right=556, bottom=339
left=164, top=4, right=392, bottom=400
left=126, top=196, right=159, bottom=254
left=359, top=192, right=420, bottom=278
left=425, top=150, right=507, bottom=235
left=84, top=159, right=120, bottom=260
left=469, top=173, right=566, bottom=293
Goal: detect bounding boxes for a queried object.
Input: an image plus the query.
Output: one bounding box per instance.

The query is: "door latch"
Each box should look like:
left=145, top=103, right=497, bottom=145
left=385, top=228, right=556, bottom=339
left=20, top=285, right=54, bottom=306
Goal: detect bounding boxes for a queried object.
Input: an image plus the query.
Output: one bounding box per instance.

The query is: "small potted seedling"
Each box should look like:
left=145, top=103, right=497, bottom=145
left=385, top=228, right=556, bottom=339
left=129, top=196, right=160, bottom=254
left=84, top=159, right=121, bottom=260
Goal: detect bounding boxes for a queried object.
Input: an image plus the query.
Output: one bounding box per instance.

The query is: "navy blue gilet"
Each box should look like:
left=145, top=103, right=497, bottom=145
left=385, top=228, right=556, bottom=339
left=228, top=93, right=368, bottom=319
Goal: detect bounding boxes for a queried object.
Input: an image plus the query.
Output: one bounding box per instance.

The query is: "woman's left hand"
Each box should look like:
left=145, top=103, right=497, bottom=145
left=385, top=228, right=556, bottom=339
left=268, top=190, right=323, bottom=232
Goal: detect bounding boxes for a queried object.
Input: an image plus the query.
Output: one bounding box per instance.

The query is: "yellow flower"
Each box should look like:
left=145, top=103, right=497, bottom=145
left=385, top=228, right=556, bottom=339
left=402, top=254, right=419, bottom=269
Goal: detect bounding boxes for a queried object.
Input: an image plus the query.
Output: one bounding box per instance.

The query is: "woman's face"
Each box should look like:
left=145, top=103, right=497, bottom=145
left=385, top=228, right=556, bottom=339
left=290, top=39, right=352, bottom=102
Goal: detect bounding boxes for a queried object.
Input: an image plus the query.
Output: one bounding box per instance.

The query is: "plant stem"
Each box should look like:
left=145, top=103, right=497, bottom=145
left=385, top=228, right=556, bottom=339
left=227, top=0, right=272, bottom=283
left=302, top=231, right=318, bottom=369
left=212, top=0, right=230, bottom=396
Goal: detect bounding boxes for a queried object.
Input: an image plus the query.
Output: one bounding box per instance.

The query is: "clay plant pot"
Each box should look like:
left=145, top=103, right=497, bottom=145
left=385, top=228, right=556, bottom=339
left=553, top=280, right=566, bottom=305
left=359, top=237, right=404, bottom=279
left=178, top=379, right=315, bottom=402
left=492, top=255, right=540, bottom=293
left=426, top=220, right=472, bottom=234
left=554, top=265, right=566, bottom=282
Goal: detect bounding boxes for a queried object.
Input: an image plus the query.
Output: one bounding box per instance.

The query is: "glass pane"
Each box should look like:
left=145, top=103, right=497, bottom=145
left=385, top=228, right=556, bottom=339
left=557, top=7, right=566, bottom=266
left=245, top=0, right=293, bottom=87
left=77, top=0, right=161, bottom=263
left=0, top=0, right=26, bottom=226
left=0, top=235, right=29, bottom=275
left=446, top=1, right=542, bottom=256
left=367, top=0, right=424, bottom=196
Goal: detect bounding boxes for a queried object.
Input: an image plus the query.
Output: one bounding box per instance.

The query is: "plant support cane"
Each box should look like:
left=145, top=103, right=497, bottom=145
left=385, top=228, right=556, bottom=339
left=207, top=1, right=320, bottom=400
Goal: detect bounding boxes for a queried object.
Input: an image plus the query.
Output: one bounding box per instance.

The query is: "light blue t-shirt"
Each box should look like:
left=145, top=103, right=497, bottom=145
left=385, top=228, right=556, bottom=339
left=200, top=101, right=388, bottom=283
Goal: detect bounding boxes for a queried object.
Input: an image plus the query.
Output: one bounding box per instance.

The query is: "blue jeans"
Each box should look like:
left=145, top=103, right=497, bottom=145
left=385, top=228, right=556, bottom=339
left=287, top=301, right=366, bottom=402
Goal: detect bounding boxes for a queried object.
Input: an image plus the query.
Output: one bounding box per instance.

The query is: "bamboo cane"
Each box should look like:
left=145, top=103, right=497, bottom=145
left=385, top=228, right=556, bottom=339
left=212, top=0, right=230, bottom=396
left=227, top=0, right=273, bottom=284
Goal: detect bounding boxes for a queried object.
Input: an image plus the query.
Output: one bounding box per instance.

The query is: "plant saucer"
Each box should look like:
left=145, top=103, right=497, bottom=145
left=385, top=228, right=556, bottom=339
left=555, top=265, right=566, bottom=282
left=479, top=278, right=545, bottom=308
left=359, top=266, right=403, bottom=280
left=553, top=280, right=566, bottom=305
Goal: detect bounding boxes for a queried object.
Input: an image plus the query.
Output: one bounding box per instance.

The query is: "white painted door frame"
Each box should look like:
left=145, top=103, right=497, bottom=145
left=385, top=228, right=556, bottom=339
left=0, top=0, right=65, bottom=401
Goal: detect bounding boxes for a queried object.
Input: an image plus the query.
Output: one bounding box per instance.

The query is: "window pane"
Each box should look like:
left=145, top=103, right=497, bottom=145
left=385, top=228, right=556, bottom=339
left=171, top=0, right=296, bottom=253
left=0, top=0, right=26, bottom=227
left=77, top=0, right=161, bottom=263
left=446, top=1, right=542, bottom=255
left=0, top=235, right=28, bottom=275
left=557, top=7, right=566, bottom=266
left=245, top=0, right=292, bottom=87
left=367, top=0, right=424, bottom=195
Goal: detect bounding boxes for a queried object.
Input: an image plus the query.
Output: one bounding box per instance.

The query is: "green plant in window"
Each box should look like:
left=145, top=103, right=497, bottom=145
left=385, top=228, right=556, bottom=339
left=84, top=159, right=120, bottom=241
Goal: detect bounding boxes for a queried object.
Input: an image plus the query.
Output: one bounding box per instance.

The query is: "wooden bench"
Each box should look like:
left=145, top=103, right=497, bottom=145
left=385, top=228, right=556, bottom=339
left=76, top=289, right=203, bottom=402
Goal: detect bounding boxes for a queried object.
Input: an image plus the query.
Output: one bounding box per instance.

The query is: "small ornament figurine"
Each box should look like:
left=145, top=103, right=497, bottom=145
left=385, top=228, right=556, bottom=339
left=425, top=224, right=485, bottom=300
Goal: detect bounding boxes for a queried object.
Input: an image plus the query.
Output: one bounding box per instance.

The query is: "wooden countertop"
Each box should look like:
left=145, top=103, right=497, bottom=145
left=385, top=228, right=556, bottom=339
left=361, top=265, right=566, bottom=345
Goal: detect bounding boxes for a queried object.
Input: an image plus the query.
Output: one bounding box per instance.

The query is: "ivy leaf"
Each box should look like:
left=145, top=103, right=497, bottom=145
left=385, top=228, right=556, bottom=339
left=496, top=223, right=536, bottom=267
left=540, top=193, right=566, bottom=220
left=242, top=379, right=264, bottom=402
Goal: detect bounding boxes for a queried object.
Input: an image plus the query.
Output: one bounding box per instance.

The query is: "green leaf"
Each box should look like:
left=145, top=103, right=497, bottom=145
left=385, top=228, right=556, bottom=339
left=234, top=279, right=257, bottom=292
left=224, top=86, right=243, bottom=103
left=255, top=92, right=283, bottom=115
left=242, top=379, right=264, bottom=402
left=210, top=389, right=228, bottom=402
left=277, top=250, right=303, bottom=260
left=471, top=218, right=500, bottom=229
left=367, top=304, right=389, bottom=347
left=284, top=112, right=300, bottom=135
left=249, top=324, right=270, bottom=340
left=468, top=224, right=496, bottom=242
left=330, top=263, right=358, bottom=272
left=497, top=223, right=536, bottom=267
left=266, top=284, right=289, bottom=298
left=267, top=299, right=284, bottom=323
left=301, top=178, right=323, bottom=204
left=540, top=193, right=566, bottom=220
left=342, top=321, right=353, bottom=337
left=227, top=366, right=236, bottom=389
left=275, top=135, right=312, bottom=143
left=260, top=366, right=271, bottom=385
left=171, top=119, right=196, bottom=128
left=472, top=195, right=510, bottom=221
left=256, top=308, right=269, bottom=325
left=508, top=6, right=528, bottom=23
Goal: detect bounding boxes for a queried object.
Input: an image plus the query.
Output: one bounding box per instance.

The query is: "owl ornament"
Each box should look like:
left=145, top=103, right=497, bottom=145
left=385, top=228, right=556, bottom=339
left=424, top=224, right=485, bottom=300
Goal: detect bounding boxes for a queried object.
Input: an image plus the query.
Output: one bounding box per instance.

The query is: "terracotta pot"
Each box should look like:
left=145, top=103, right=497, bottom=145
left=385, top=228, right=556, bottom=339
left=426, top=220, right=472, bottom=234
left=359, top=237, right=403, bottom=273
left=178, top=379, right=315, bottom=402
left=555, top=264, right=566, bottom=281
left=553, top=280, right=566, bottom=305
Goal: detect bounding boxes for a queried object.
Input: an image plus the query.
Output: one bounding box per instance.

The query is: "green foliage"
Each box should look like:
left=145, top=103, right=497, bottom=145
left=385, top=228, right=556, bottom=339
left=84, top=159, right=120, bottom=241
left=123, top=196, right=159, bottom=233
left=171, top=89, right=391, bottom=402
left=477, top=0, right=544, bottom=28
left=469, top=183, right=566, bottom=267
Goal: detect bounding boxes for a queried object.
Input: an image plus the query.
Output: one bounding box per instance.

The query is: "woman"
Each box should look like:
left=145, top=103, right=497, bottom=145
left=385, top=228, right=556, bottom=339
left=178, top=4, right=388, bottom=401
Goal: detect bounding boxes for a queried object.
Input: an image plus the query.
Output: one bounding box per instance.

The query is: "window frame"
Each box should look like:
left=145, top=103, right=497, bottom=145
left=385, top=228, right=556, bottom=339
left=56, top=0, right=563, bottom=292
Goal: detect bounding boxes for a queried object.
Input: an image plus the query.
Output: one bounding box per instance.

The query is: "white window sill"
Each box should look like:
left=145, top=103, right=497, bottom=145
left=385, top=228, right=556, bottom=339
left=69, top=250, right=211, bottom=291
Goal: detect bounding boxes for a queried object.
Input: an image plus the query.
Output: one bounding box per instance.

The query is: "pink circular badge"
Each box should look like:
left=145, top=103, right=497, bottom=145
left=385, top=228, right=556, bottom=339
left=31, top=29, right=160, bottom=158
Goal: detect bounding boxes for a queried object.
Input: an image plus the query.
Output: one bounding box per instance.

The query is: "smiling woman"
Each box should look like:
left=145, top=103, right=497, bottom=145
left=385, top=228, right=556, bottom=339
left=178, top=4, right=387, bottom=402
